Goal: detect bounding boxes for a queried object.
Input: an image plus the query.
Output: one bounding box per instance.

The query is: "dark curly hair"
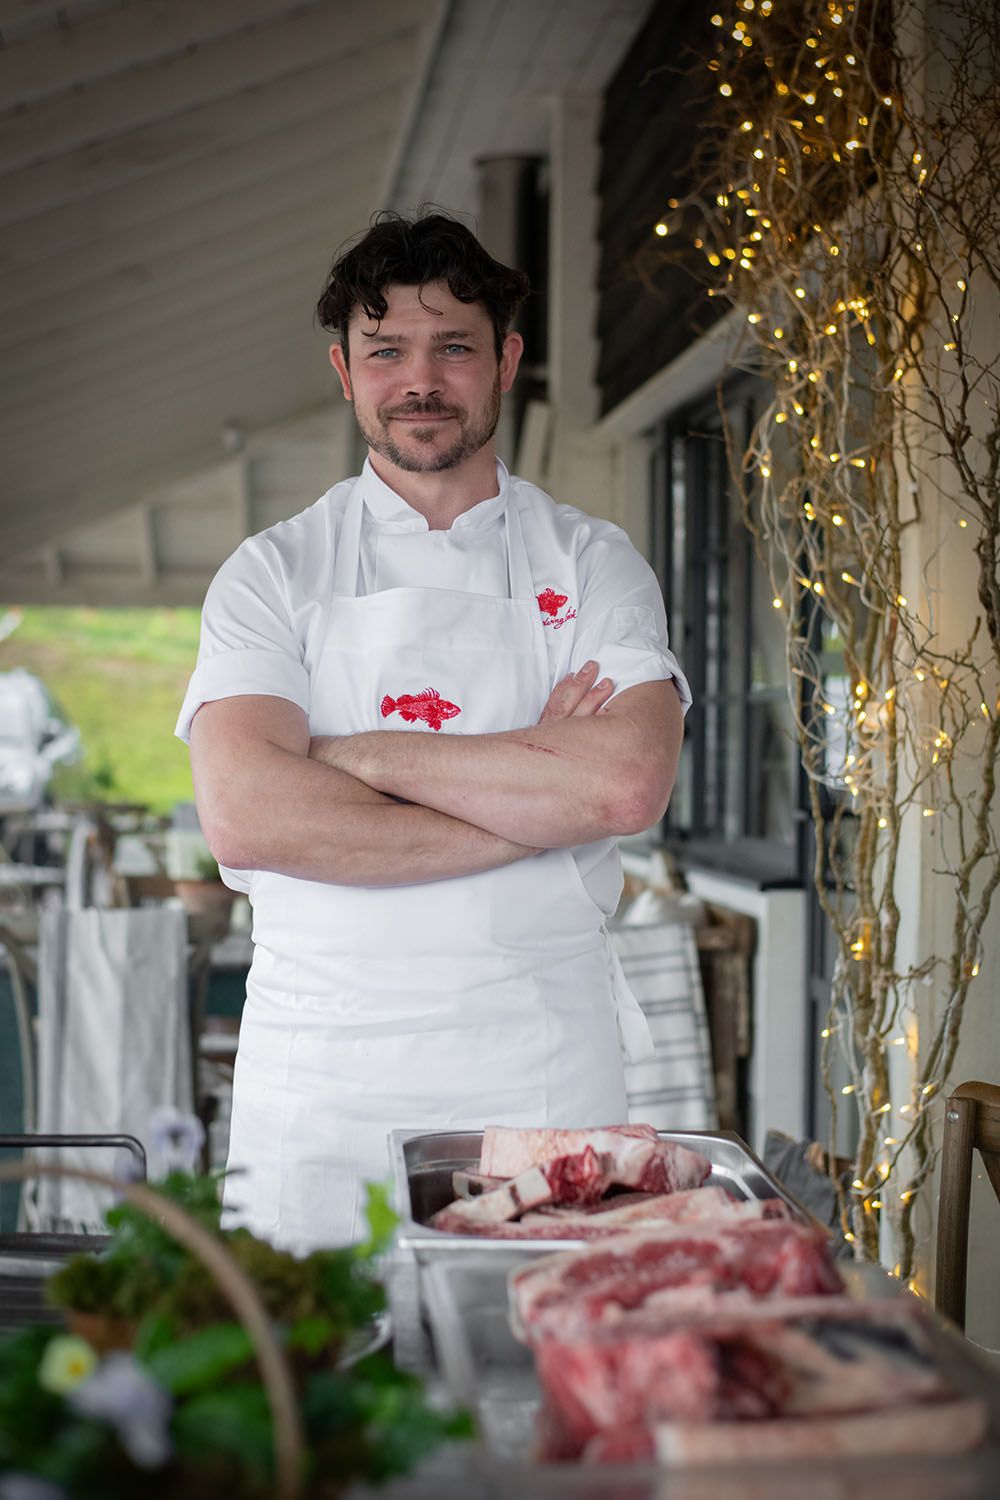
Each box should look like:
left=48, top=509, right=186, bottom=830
left=316, top=211, right=531, bottom=361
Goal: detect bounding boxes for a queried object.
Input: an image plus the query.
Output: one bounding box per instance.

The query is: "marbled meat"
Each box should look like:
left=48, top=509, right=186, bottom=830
left=532, top=1295, right=974, bottom=1463
left=510, top=1219, right=843, bottom=1338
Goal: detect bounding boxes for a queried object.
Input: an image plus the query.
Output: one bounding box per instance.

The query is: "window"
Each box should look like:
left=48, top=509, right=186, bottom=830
left=655, top=379, right=804, bottom=883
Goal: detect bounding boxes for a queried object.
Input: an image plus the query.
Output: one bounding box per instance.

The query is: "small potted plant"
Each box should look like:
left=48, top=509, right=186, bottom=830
left=0, top=1116, right=471, bottom=1498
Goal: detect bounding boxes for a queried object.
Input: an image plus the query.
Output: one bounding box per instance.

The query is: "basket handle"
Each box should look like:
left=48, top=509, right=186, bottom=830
left=0, top=1157, right=304, bottom=1500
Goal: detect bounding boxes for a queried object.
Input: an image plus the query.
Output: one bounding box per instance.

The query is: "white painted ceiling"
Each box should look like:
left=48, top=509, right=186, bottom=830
left=0, top=0, right=650, bottom=605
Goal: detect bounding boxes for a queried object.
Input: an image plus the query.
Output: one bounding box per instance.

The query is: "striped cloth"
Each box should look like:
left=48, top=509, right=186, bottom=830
left=612, top=921, right=718, bottom=1131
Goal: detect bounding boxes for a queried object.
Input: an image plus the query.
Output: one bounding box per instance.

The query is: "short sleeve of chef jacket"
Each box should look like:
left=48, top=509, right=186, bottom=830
left=569, top=522, right=692, bottom=715
left=174, top=535, right=310, bottom=743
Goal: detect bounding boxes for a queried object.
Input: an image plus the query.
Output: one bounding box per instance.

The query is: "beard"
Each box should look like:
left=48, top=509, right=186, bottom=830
left=354, top=375, right=502, bottom=473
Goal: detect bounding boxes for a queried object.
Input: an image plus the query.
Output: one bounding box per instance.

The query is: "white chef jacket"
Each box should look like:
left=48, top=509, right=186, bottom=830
left=175, top=459, right=691, bottom=907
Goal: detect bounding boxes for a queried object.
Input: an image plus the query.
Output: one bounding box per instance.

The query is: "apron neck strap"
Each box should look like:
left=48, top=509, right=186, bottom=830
left=504, top=494, right=536, bottom=602
left=332, top=479, right=366, bottom=598
left=332, top=469, right=534, bottom=604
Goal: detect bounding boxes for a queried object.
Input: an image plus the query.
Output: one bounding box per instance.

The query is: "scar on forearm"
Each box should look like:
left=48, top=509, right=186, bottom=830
left=511, top=735, right=562, bottom=758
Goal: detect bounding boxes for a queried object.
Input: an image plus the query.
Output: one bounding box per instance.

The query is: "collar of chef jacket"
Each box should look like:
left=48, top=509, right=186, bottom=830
left=358, top=456, right=511, bottom=533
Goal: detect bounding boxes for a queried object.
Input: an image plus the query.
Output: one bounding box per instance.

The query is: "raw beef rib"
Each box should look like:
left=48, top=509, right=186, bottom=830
left=479, top=1125, right=711, bottom=1194
left=533, top=1295, right=970, bottom=1463
left=511, top=1219, right=843, bottom=1337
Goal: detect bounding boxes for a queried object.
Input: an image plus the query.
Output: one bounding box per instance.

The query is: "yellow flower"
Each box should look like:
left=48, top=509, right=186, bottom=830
left=38, top=1335, right=97, bottom=1395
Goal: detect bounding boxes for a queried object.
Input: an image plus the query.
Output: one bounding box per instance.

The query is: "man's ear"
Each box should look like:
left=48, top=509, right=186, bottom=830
left=499, top=331, right=524, bottom=394
left=329, top=343, right=352, bottom=400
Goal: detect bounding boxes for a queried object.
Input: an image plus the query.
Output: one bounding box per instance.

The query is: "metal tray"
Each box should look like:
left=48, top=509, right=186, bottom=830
left=389, top=1128, right=813, bottom=1264
left=421, top=1256, right=1000, bottom=1499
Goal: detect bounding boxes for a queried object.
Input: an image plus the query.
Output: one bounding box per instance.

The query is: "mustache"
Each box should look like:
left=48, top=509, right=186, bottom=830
left=384, top=399, right=459, bottom=418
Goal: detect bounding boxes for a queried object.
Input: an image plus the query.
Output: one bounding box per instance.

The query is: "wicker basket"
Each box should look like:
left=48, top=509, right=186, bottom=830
left=0, top=1157, right=304, bottom=1499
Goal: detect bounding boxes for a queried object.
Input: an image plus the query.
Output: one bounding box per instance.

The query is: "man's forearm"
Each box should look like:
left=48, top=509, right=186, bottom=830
left=191, top=712, right=535, bottom=887
left=310, top=685, right=680, bottom=848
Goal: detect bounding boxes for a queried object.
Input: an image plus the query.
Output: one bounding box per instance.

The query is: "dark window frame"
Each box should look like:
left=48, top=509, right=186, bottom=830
left=656, top=376, right=811, bottom=889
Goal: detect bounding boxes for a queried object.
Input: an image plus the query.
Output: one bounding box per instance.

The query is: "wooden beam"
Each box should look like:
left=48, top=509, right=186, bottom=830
left=377, top=0, right=450, bottom=206
left=0, top=0, right=307, bottom=108
left=229, top=457, right=253, bottom=547
left=0, top=566, right=220, bottom=609
left=0, top=35, right=415, bottom=229
left=136, top=504, right=159, bottom=588
left=0, top=394, right=342, bottom=563
left=0, top=0, right=421, bottom=174
left=41, top=545, right=63, bottom=586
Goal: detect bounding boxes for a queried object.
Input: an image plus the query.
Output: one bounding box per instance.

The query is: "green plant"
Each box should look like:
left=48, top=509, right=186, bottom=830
left=1, top=1172, right=470, bottom=1498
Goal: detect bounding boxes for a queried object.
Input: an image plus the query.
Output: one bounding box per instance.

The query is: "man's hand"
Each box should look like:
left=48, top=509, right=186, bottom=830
left=538, top=659, right=614, bottom=721
left=309, top=676, right=683, bottom=849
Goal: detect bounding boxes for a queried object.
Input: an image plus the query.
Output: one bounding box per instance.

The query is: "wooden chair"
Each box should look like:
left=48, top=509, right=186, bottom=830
left=935, top=1081, right=1000, bottom=1331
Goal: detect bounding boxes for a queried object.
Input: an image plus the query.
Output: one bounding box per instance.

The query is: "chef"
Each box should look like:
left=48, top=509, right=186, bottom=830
left=176, top=212, right=691, bottom=1250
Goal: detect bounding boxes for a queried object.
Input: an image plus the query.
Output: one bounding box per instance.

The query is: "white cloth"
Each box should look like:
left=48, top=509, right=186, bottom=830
left=612, top=922, right=718, bottom=1132
left=32, top=908, right=193, bottom=1231
left=176, top=461, right=690, bottom=1249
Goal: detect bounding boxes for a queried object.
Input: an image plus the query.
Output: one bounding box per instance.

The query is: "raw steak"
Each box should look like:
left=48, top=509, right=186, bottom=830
left=653, top=1396, right=987, bottom=1466
left=534, top=1296, right=964, bottom=1462
left=429, top=1164, right=554, bottom=1230
left=431, top=1146, right=615, bottom=1231
left=511, top=1220, right=842, bottom=1337
left=479, top=1124, right=711, bottom=1194
left=431, top=1187, right=789, bottom=1241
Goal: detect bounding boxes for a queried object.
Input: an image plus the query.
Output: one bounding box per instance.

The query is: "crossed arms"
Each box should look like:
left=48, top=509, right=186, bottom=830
left=189, top=660, right=683, bottom=888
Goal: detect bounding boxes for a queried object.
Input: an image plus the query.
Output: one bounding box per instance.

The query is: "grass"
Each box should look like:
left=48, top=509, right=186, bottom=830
left=0, top=606, right=201, bottom=814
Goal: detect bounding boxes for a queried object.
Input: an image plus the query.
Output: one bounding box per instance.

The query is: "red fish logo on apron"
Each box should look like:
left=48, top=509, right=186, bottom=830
left=537, top=587, right=577, bottom=630
left=380, top=688, right=461, bottom=731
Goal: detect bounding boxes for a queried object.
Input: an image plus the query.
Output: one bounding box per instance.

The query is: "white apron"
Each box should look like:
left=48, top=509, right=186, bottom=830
left=223, top=477, right=654, bottom=1250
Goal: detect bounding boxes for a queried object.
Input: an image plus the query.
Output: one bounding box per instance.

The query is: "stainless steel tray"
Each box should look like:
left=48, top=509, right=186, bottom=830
left=422, top=1256, right=1000, bottom=1498
left=389, top=1128, right=813, bottom=1263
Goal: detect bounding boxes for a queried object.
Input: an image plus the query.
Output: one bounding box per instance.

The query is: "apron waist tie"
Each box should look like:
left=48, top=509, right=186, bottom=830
left=603, top=926, right=656, bottom=1065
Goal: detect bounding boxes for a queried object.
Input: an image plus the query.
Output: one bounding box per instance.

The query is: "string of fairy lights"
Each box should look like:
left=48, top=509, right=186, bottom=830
left=649, top=0, right=1000, bottom=1266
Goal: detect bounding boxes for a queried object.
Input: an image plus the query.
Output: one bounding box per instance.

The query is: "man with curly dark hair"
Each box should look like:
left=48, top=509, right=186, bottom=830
left=177, top=212, right=690, bottom=1249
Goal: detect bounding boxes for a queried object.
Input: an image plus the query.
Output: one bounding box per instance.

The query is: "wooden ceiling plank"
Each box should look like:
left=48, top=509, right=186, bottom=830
left=2, top=296, right=324, bottom=447
left=0, top=1, right=68, bottom=31
left=0, top=100, right=398, bottom=292
left=0, top=0, right=319, bottom=108
left=0, top=0, right=421, bottom=174
left=0, top=32, right=416, bottom=228
left=3, top=346, right=335, bottom=491
left=0, top=146, right=390, bottom=367
left=1, top=271, right=330, bottom=442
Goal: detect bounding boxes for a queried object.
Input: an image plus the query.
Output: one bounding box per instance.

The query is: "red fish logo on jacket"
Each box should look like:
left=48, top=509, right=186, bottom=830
left=380, top=688, right=461, bottom=732
left=537, top=587, right=577, bottom=630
